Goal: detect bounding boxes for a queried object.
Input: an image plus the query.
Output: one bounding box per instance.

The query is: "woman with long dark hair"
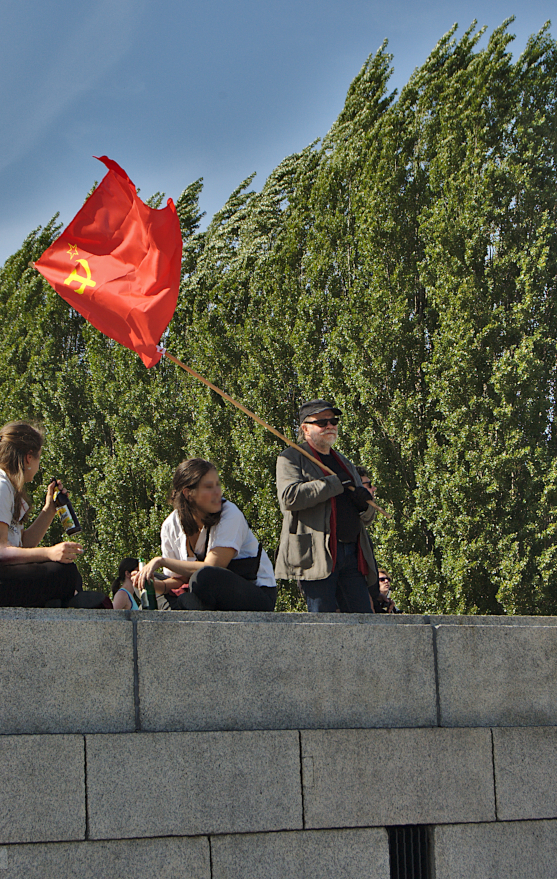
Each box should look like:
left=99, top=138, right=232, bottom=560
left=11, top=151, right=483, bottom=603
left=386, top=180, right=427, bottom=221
left=136, top=458, right=277, bottom=611
left=0, top=420, right=84, bottom=607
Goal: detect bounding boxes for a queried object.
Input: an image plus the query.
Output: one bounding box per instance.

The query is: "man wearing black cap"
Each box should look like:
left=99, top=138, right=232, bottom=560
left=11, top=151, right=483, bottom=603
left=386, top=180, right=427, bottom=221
left=275, top=400, right=381, bottom=613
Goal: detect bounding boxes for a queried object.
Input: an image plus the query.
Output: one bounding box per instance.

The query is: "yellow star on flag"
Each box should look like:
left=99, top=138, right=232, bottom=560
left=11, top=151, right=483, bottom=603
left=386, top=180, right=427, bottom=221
left=67, top=244, right=78, bottom=259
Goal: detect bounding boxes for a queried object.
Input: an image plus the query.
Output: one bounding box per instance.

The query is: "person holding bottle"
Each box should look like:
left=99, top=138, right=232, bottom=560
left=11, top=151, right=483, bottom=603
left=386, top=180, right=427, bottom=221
left=0, top=420, right=84, bottom=607
left=135, top=458, right=277, bottom=611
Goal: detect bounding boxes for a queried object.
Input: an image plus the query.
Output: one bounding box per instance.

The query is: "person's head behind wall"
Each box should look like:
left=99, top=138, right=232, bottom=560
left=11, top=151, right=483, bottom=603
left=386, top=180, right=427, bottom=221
left=377, top=568, right=392, bottom=599
left=356, top=466, right=370, bottom=486
left=117, top=556, right=139, bottom=581
left=298, top=399, right=342, bottom=454
left=112, top=556, right=139, bottom=597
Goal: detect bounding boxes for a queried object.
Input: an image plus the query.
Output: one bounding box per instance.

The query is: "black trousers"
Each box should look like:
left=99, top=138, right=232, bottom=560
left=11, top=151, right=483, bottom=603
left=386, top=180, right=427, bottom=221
left=177, top=566, right=277, bottom=612
left=0, top=561, right=82, bottom=608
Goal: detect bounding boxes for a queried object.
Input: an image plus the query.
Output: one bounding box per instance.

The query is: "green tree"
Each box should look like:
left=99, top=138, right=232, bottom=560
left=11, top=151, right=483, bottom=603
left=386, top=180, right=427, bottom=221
left=1, top=20, right=556, bottom=614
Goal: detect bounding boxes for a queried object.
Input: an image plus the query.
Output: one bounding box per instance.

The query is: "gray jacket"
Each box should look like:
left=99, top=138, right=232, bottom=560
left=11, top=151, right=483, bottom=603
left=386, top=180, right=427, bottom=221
left=274, top=444, right=379, bottom=596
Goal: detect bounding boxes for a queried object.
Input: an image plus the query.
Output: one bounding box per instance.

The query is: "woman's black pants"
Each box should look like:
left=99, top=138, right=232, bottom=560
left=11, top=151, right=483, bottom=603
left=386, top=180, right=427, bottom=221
left=0, top=562, right=82, bottom=607
left=176, top=566, right=276, bottom=612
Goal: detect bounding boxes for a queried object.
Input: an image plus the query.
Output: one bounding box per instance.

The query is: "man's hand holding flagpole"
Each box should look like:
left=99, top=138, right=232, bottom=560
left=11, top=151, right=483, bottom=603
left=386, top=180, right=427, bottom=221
left=159, top=348, right=390, bottom=517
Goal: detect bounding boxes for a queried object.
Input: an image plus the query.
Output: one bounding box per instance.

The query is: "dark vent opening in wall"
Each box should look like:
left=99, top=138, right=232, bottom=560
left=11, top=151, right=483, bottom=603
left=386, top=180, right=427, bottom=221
left=388, top=825, right=430, bottom=879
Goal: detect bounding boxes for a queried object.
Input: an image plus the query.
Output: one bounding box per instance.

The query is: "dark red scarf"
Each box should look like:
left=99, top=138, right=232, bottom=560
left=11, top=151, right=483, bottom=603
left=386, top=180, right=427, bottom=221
left=307, top=444, right=369, bottom=577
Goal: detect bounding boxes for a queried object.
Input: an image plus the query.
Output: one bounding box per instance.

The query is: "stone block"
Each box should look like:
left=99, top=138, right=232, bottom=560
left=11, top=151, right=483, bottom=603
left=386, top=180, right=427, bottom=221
left=137, top=620, right=436, bottom=731
left=0, top=619, right=135, bottom=734
left=0, top=837, right=210, bottom=879
left=301, top=727, right=495, bottom=828
left=430, top=614, right=557, bottom=626
left=0, top=608, right=126, bottom=622
left=86, top=729, right=302, bottom=839
left=211, top=828, right=390, bottom=879
left=433, top=819, right=557, bottom=879
left=492, top=727, right=557, bottom=820
left=135, top=610, right=427, bottom=625
left=0, top=735, right=84, bottom=843
left=436, top=625, right=557, bottom=727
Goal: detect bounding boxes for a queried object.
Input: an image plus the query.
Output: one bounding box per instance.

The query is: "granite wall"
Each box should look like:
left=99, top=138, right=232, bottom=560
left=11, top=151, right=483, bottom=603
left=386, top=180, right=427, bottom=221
left=1, top=608, right=556, bottom=878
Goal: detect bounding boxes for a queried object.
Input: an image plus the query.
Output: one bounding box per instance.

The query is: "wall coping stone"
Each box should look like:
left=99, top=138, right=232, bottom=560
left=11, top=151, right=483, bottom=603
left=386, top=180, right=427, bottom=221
left=2, top=608, right=557, bottom=624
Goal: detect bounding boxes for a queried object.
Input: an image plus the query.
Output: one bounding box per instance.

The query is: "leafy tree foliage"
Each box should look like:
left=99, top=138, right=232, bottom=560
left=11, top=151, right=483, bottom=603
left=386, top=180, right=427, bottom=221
left=1, top=20, right=556, bottom=613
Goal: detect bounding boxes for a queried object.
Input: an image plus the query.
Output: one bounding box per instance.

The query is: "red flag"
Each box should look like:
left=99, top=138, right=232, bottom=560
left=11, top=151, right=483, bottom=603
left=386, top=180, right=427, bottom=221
left=35, top=156, right=182, bottom=367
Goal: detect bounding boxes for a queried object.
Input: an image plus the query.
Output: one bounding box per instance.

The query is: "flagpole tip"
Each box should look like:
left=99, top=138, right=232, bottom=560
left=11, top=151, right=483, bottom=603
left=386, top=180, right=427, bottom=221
left=28, top=261, right=36, bottom=270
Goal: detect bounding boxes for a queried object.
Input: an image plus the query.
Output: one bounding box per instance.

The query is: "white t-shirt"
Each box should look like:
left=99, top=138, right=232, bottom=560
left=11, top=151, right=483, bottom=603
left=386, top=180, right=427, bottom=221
left=160, top=500, right=276, bottom=589
left=0, top=468, right=28, bottom=547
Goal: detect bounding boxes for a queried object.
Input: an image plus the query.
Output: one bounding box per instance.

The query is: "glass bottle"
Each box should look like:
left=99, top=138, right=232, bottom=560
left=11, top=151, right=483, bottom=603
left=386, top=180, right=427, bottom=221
left=51, top=478, right=81, bottom=536
left=138, top=558, right=157, bottom=610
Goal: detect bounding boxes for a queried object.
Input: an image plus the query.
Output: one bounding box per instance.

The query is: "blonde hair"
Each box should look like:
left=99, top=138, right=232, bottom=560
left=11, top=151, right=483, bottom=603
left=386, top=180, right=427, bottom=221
left=0, top=421, right=44, bottom=525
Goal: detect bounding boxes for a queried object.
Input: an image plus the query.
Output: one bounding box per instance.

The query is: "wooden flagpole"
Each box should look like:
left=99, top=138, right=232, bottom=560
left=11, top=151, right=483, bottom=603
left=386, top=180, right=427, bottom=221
left=162, top=350, right=390, bottom=518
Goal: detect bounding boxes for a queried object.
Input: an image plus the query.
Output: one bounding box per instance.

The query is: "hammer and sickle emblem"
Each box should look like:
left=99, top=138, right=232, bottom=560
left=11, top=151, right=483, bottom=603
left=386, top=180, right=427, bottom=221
left=63, top=259, right=96, bottom=295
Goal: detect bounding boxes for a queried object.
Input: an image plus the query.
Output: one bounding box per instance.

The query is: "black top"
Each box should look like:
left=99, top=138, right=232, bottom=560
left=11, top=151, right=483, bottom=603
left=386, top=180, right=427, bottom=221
left=319, top=452, right=361, bottom=543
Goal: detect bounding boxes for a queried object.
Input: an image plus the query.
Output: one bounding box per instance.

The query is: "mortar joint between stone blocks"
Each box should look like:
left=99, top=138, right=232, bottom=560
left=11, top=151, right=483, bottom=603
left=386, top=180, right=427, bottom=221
left=426, top=618, right=442, bottom=727
left=132, top=617, right=141, bottom=732
left=84, top=735, right=90, bottom=841
left=490, top=728, right=499, bottom=821
left=298, top=729, right=306, bottom=829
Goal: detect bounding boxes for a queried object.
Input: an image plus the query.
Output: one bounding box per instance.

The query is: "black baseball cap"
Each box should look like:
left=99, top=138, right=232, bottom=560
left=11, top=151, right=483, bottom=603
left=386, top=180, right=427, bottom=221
left=299, top=399, right=342, bottom=424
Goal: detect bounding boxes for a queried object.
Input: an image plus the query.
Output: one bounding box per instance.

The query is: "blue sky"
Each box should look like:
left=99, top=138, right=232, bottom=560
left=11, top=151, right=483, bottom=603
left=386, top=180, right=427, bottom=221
left=0, top=0, right=553, bottom=266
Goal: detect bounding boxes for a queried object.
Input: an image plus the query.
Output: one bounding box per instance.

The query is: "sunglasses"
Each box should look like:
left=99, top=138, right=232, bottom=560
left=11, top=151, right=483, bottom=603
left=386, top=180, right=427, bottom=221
left=361, top=480, right=372, bottom=488
left=379, top=576, right=391, bottom=583
left=305, top=418, right=340, bottom=427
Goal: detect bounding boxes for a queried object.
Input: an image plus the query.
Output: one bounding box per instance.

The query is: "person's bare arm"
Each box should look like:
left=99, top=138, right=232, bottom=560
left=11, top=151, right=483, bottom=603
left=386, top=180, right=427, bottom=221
left=0, top=522, right=82, bottom=565
left=135, top=546, right=237, bottom=590
left=113, top=589, right=133, bottom=610
left=153, top=575, right=186, bottom=595
left=21, top=478, right=77, bottom=547
left=21, top=479, right=58, bottom=547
